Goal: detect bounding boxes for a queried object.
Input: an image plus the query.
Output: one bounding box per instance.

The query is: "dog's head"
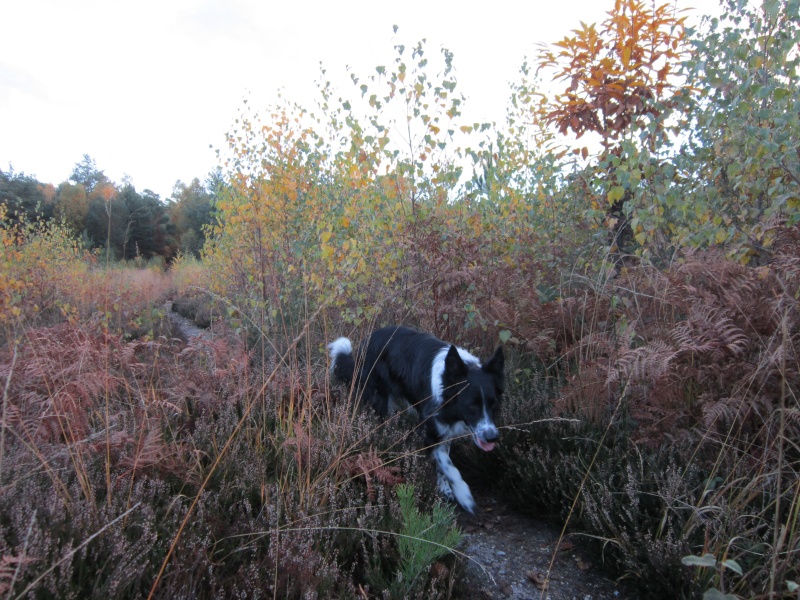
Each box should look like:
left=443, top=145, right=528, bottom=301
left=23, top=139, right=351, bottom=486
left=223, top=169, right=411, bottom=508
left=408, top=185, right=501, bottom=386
left=441, top=345, right=504, bottom=451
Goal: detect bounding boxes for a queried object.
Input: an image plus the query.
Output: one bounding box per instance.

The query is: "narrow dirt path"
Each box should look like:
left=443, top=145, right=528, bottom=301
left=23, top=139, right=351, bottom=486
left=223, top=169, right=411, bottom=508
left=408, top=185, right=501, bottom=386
left=165, top=300, right=209, bottom=340
left=457, top=487, right=627, bottom=600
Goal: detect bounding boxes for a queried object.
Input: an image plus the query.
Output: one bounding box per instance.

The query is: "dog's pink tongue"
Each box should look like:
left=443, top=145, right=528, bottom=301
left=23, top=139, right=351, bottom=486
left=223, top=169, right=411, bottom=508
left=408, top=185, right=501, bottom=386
left=477, top=439, right=495, bottom=452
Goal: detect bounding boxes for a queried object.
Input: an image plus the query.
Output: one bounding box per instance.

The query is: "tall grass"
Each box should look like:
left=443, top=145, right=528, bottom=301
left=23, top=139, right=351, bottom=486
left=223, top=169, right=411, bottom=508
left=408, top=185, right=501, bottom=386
left=0, top=232, right=464, bottom=598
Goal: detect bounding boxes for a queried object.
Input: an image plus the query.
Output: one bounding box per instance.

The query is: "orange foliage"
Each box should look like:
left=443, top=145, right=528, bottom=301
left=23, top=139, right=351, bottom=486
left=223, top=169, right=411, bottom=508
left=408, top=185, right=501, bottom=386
left=537, top=0, right=689, bottom=148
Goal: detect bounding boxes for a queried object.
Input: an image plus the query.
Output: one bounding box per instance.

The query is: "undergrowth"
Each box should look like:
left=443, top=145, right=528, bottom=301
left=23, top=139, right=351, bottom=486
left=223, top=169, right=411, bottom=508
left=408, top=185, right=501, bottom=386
left=495, top=242, right=800, bottom=599
left=3, top=4, right=799, bottom=596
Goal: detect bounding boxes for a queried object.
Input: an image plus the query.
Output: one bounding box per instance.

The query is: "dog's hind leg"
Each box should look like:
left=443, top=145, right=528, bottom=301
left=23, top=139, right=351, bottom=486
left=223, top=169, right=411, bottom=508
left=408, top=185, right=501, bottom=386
left=432, top=442, right=476, bottom=514
left=361, top=361, right=393, bottom=417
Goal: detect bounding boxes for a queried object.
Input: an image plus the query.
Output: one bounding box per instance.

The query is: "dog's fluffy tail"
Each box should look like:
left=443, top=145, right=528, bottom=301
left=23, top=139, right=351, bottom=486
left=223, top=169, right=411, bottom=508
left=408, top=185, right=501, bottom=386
left=328, top=337, right=355, bottom=384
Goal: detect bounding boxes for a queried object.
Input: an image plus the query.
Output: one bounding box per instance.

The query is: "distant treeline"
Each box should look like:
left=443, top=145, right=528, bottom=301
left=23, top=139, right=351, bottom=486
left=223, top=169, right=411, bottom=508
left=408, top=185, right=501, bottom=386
left=1, top=154, right=219, bottom=261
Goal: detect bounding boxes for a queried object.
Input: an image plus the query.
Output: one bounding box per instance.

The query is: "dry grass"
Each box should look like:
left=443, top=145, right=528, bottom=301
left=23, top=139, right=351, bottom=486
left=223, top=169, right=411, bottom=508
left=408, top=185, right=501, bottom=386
left=4, top=213, right=799, bottom=599
left=0, top=254, right=462, bottom=599
left=495, top=243, right=800, bottom=599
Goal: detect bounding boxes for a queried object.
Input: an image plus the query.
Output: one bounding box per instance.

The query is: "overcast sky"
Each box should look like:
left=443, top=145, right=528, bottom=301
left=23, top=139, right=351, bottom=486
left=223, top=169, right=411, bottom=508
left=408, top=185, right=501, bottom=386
left=1, top=0, right=721, bottom=200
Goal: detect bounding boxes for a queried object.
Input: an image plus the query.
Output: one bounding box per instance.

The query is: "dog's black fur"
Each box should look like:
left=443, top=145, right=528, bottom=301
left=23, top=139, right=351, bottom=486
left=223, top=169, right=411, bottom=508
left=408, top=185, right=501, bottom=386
left=328, top=326, right=504, bottom=513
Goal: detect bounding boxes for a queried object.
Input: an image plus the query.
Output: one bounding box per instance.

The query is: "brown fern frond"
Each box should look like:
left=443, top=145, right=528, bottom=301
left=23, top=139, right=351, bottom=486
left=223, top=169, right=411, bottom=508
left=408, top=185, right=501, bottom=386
left=702, top=396, right=747, bottom=430
left=282, top=422, right=318, bottom=469
left=0, top=554, right=36, bottom=595
left=339, top=447, right=405, bottom=501
left=119, top=428, right=173, bottom=471
left=556, top=362, right=613, bottom=422
left=562, top=332, right=618, bottom=363
left=673, top=305, right=748, bottom=360
left=89, top=430, right=133, bottom=455
left=613, top=340, right=677, bottom=386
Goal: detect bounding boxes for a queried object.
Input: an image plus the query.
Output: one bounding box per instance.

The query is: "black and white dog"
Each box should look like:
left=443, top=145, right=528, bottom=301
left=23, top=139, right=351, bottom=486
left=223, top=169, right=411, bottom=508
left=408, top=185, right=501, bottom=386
left=328, top=326, right=504, bottom=514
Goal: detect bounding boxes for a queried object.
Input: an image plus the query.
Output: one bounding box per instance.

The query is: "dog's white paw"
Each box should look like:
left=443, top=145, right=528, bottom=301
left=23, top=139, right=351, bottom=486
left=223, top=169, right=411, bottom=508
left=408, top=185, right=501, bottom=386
left=437, top=473, right=454, bottom=500
left=451, top=480, right=476, bottom=515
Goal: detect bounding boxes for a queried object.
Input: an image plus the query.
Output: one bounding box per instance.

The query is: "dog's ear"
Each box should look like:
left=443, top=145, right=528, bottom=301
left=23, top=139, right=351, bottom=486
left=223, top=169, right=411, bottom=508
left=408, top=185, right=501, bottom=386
left=444, top=345, right=468, bottom=378
left=483, top=346, right=505, bottom=390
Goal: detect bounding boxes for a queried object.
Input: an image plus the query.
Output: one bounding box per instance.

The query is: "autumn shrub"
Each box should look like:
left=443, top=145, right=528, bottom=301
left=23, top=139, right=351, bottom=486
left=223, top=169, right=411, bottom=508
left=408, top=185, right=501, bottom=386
left=0, top=300, right=464, bottom=598
left=0, top=205, right=182, bottom=348
left=169, top=254, right=212, bottom=295
left=0, top=206, right=88, bottom=334
left=494, top=243, right=800, bottom=598
left=10, top=3, right=799, bottom=597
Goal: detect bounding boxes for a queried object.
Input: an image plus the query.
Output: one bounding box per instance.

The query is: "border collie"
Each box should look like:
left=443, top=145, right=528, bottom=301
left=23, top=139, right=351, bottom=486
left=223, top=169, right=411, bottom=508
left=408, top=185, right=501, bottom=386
left=328, top=326, right=504, bottom=514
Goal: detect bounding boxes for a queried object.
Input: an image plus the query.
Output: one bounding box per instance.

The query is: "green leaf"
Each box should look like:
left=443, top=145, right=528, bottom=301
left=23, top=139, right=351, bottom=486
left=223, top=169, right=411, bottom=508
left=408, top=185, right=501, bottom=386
left=702, top=589, right=738, bottom=600
left=499, top=329, right=512, bottom=344
left=774, top=87, right=790, bottom=101
left=720, top=559, right=743, bottom=576
left=762, top=0, right=781, bottom=19
left=681, top=554, right=718, bottom=568
left=787, top=581, right=798, bottom=592
left=607, top=186, right=626, bottom=204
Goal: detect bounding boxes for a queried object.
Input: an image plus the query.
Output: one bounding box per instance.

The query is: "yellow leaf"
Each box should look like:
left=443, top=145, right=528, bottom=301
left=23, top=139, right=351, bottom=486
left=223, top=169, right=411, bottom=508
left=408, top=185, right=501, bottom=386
left=607, top=186, right=626, bottom=204
left=320, top=230, right=332, bottom=244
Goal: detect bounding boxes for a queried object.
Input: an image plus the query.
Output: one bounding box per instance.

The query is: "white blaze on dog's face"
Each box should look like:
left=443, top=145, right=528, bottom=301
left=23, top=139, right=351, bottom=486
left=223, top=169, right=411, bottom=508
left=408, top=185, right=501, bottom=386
left=440, top=344, right=504, bottom=451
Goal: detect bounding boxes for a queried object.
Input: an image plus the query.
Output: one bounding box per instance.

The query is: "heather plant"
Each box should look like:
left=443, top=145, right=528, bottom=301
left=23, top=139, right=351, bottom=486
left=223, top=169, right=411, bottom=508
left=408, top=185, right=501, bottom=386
left=0, top=306, right=454, bottom=598
left=495, top=244, right=800, bottom=598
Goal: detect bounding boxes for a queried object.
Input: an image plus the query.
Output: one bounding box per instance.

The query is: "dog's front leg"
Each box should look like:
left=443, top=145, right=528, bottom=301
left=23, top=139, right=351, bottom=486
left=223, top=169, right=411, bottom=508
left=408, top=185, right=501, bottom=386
left=432, top=442, right=476, bottom=514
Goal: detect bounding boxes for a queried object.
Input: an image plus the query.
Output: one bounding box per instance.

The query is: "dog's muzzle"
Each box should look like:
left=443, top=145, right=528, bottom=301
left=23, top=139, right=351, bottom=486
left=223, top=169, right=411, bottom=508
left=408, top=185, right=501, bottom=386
left=473, top=426, right=498, bottom=452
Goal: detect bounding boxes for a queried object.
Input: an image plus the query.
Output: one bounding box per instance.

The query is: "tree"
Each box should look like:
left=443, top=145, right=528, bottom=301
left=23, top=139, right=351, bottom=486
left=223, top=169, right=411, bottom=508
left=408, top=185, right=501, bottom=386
left=0, top=167, right=53, bottom=225
left=169, top=177, right=216, bottom=257
left=669, top=0, right=800, bottom=262
left=536, top=0, right=690, bottom=265
left=537, top=0, right=689, bottom=150
left=55, top=182, right=89, bottom=233
left=87, top=184, right=173, bottom=260
left=70, top=154, right=109, bottom=194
